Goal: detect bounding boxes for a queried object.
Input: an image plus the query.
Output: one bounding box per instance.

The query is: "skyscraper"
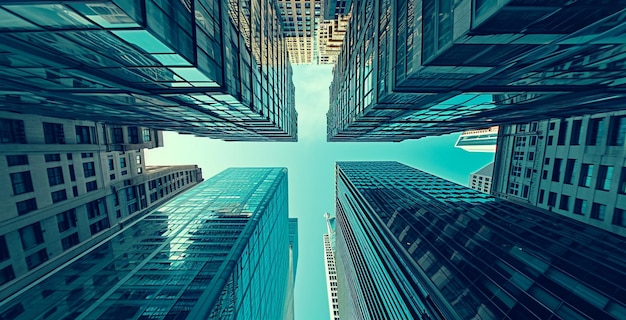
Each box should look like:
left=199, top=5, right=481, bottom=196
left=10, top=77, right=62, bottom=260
left=317, top=12, right=349, bottom=65
left=0, top=167, right=293, bottom=320
left=284, top=217, right=299, bottom=320
left=327, top=1, right=626, bottom=141
left=454, top=126, right=499, bottom=153
left=492, top=111, right=626, bottom=237
left=0, top=1, right=297, bottom=141
left=469, top=162, right=494, bottom=194
left=335, top=161, right=626, bottom=319
left=0, top=111, right=203, bottom=300
left=277, top=0, right=322, bottom=64
left=323, top=213, right=340, bottom=320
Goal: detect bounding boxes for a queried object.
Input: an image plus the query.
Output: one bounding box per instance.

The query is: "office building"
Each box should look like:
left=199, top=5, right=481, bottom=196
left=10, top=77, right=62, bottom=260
left=335, top=161, right=626, bottom=319
left=317, top=13, right=349, bottom=65
left=492, top=111, right=626, bottom=237
left=469, top=162, right=494, bottom=194
left=327, top=1, right=626, bottom=141
left=323, top=213, right=340, bottom=320
left=0, top=1, right=297, bottom=141
left=0, top=167, right=292, bottom=320
left=0, top=111, right=203, bottom=300
left=284, top=218, right=299, bottom=320
left=455, top=127, right=499, bottom=153
left=277, top=0, right=322, bottom=64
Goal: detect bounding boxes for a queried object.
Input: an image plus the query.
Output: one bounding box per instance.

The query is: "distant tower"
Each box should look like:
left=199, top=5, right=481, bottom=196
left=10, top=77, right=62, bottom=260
left=454, top=126, right=499, bottom=153
left=323, top=213, right=340, bottom=320
left=469, top=162, right=494, bottom=194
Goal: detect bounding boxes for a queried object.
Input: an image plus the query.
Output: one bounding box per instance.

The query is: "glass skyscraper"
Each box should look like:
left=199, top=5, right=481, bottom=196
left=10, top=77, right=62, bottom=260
left=0, top=167, right=294, bottom=320
left=335, top=161, right=626, bottom=319
left=327, top=1, right=626, bottom=141
left=0, top=1, right=297, bottom=141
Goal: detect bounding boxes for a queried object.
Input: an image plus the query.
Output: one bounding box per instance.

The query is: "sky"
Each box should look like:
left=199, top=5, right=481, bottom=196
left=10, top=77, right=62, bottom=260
left=145, top=64, right=494, bottom=320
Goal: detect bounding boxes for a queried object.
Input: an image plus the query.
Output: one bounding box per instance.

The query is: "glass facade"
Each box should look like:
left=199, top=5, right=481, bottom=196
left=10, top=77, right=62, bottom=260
left=335, top=161, right=626, bottom=319
left=0, top=1, right=296, bottom=141
left=327, top=1, right=626, bottom=141
left=0, top=167, right=292, bottom=320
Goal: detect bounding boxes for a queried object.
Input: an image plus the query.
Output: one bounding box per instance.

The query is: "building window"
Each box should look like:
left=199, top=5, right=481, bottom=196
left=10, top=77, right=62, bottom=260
left=590, top=203, right=607, bottom=221
left=573, top=199, right=587, bottom=215
left=570, top=120, right=582, bottom=145
left=613, top=208, right=626, bottom=227
left=43, top=122, right=65, bottom=144
left=142, top=129, right=151, bottom=142
left=87, top=199, right=106, bottom=219
left=528, top=152, right=534, bottom=161
left=51, top=190, right=67, bottom=203
left=81, top=152, right=93, bottom=158
left=586, top=118, right=605, bottom=145
left=6, top=155, right=28, bottom=166
left=136, top=155, right=141, bottom=164
left=128, top=203, right=138, bottom=214
left=137, top=167, right=143, bottom=174
left=619, top=167, right=626, bottom=194
left=112, top=127, right=124, bottom=143
left=69, top=165, right=76, bottom=181
left=25, top=249, right=48, bottom=271
left=120, top=157, right=127, bottom=168
left=608, top=116, right=626, bottom=146
left=10, top=171, right=33, bottom=195
left=61, top=233, right=80, bottom=250
left=525, top=168, right=532, bottom=178
left=110, top=174, right=116, bottom=180
left=552, top=158, right=562, bottom=182
left=125, top=187, right=136, bottom=201
left=128, top=127, right=139, bottom=144
left=596, top=165, right=614, bottom=191
left=547, top=192, right=557, bottom=207
left=557, top=121, right=567, bottom=145
left=0, top=236, right=9, bottom=262
left=559, top=195, right=570, bottom=210
left=47, top=167, right=64, bottom=186
left=86, top=180, right=98, bottom=192
left=83, top=162, right=96, bottom=177
left=75, top=125, right=95, bottom=144
left=19, top=223, right=44, bottom=250
left=564, top=159, right=578, bottom=185
left=73, top=186, right=78, bottom=197
left=513, top=151, right=524, bottom=161
left=547, top=136, right=554, bottom=145
left=90, top=218, right=110, bottom=235
left=57, top=209, right=77, bottom=232
left=44, top=154, right=61, bottom=162
left=108, top=159, right=114, bottom=170
left=538, top=189, right=545, bottom=204
left=579, top=164, right=594, bottom=187
left=530, top=136, right=537, bottom=146
left=16, top=198, right=37, bottom=215
left=0, top=118, right=26, bottom=144
left=66, top=153, right=73, bottom=160
left=0, top=266, right=15, bottom=286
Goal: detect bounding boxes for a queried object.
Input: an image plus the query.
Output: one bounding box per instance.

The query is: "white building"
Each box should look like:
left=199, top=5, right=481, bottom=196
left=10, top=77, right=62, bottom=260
left=323, top=213, right=340, bottom=320
left=454, top=126, right=499, bottom=153
left=469, top=162, right=494, bottom=194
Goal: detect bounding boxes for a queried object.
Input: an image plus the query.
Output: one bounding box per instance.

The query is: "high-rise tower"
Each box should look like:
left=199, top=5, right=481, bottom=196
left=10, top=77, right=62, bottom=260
left=335, top=161, right=626, bottom=319
left=0, top=167, right=293, bottom=320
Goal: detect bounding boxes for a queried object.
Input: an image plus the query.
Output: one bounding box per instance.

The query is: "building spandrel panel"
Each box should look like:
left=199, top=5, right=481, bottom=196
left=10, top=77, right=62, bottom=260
left=0, top=167, right=292, bottom=320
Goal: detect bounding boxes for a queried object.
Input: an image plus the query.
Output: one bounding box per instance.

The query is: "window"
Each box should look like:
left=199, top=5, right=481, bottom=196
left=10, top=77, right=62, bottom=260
left=590, top=203, right=606, bottom=221
left=126, top=187, right=136, bottom=201
left=25, top=249, right=48, bottom=270
left=579, top=164, right=594, bottom=187
left=57, top=209, right=77, bottom=232
left=0, top=266, right=15, bottom=286
left=586, top=118, right=605, bottom=145
left=120, top=157, right=127, bottom=168
left=559, top=195, right=570, bottom=210
left=142, top=129, right=151, bottom=142
left=86, top=181, right=98, bottom=192
left=16, top=198, right=37, bottom=215
left=564, top=159, right=578, bottom=185
left=137, top=167, right=143, bottom=174
left=596, top=165, right=614, bottom=191
left=538, top=189, right=545, bottom=204
left=81, top=152, right=93, bottom=158
left=11, top=171, right=33, bottom=195
left=47, top=167, right=64, bottom=186
left=0, top=118, right=26, bottom=144
left=528, top=152, right=534, bottom=161
left=112, top=127, right=124, bottom=143
left=525, top=168, right=532, bottom=178
left=6, top=155, right=28, bottom=166
left=613, top=208, right=626, bottom=227
left=547, top=136, right=554, bottom=145
left=0, top=236, right=9, bottom=262
left=552, top=158, right=562, bottom=182
left=43, top=122, right=64, bottom=144
left=574, top=199, right=587, bottom=215
left=75, top=125, right=95, bottom=144
left=66, top=153, right=73, bottom=160
left=136, top=155, right=141, bottom=164
left=619, top=167, right=626, bottom=194
left=90, top=218, right=110, bottom=235
left=19, top=223, right=44, bottom=250
left=61, top=233, right=79, bottom=250
left=547, top=192, right=557, bottom=207
left=511, top=165, right=522, bottom=177
left=108, top=159, right=114, bottom=170
left=110, top=174, right=116, bottom=180
left=608, top=116, right=626, bottom=146
left=73, top=186, right=78, bottom=197
left=128, top=127, right=139, bottom=144
left=530, top=136, right=537, bottom=146
left=549, top=122, right=556, bottom=130
left=128, top=203, right=138, bottom=214
left=87, top=199, right=106, bottom=219
left=83, top=162, right=95, bottom=177
left=44, top=154, right=60, bottom=162
left=557, top=121, right=567, bottom=145
left=69, top=165, right=76, bottom=181
left=570, top=120, right=582, bottom=145
left=51, top=190, right=67, bottom=203
left=513, top=151, right=524, bottom=161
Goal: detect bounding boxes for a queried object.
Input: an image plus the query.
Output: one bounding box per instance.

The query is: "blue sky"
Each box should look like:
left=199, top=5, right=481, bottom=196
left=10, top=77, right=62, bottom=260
left=145, top=64, right=494, bottom=320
